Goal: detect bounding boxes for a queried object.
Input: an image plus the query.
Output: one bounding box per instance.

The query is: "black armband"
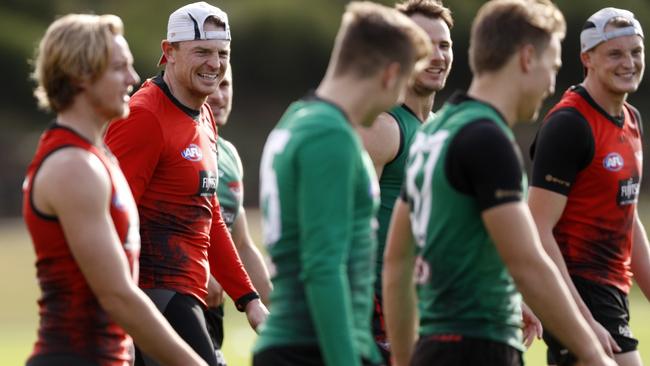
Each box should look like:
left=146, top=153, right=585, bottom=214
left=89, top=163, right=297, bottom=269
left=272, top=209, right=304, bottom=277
left=235, top=291, right=260, bottom=312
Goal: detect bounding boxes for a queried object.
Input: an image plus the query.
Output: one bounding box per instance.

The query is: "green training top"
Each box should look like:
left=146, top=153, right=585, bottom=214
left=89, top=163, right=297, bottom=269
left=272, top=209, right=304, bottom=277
left=374, top=104, right=430, bottom=296
left=404, top=98, right=525, bottom=352
left=255, top=97, right=382, bottom=366
left=216, top=137, right=243, bottom=231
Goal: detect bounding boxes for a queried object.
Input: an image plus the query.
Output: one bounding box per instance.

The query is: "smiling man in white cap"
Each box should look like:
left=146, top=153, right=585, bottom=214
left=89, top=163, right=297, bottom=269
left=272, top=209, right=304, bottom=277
left=105, top=2, right=268, bottom=366
left=529, top=7, right=649, bottom=366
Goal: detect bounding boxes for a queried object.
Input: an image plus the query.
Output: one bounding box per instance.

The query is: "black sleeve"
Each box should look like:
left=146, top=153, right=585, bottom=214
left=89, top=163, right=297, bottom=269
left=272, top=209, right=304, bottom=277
left=446, top=119, right=524, bottom=212
left=386, top=112, right=405, bottom=164
left=530, top=108, right=594, bottom=195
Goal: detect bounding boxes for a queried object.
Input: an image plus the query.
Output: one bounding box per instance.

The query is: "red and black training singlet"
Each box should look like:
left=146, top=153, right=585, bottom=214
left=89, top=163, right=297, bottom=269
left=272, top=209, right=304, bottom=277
left=23, top=124, right=140, bottom=365
left=532, top=86, right=642, bottom=293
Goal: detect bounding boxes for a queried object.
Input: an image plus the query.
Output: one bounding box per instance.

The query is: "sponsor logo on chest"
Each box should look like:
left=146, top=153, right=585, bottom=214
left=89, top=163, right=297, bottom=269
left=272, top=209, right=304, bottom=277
left=603, top=152, right=624, bottom=172
left=198, top=170, right=218, bottom=197
left=618, top=176, right=640, bottom=206
left=181, top=144, right=203, bottom=162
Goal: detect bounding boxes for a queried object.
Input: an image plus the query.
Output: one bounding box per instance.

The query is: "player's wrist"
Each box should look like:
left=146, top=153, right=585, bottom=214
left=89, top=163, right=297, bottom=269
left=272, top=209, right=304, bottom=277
left=234, top=291, right=260, bottom=312
left=244, top=298, right=269, bottom=333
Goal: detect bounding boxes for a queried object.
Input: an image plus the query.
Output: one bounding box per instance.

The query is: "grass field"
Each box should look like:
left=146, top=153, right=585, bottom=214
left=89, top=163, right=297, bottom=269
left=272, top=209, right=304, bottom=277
left=1, top=209, right=648, bottom=366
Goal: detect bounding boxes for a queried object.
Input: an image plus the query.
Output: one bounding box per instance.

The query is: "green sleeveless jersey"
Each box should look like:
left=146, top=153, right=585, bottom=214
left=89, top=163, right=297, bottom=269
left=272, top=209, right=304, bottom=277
left=255, top=98, right=382, bottom=366
left=216, top=137, right=243, bottom=230
left=404, top=98, right=525, bottom=351
left=375, top=105, right=431, bottom=296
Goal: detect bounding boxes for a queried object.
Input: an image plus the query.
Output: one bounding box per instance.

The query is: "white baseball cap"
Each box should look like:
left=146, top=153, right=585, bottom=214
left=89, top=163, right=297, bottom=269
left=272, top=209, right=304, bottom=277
left=580, top=7, right=643, bottom=53
left=159, top=1, right=231, bottom=65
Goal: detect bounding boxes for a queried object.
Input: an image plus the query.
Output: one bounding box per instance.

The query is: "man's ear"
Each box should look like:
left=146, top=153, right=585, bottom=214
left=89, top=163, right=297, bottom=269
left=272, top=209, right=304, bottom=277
left=580, top=51, right=591, bottom=71
left=76, top=73, right=92, bottom=92
left=161, top=40, right=176, bottom=64
left=519, top=43, right=536, bottom=73
left=381, top=62, right=402, bottom=90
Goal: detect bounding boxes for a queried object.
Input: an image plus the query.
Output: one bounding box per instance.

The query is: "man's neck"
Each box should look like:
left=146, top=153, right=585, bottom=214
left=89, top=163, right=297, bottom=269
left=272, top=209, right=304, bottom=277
left=403, top=90, right=435, bottom=122
left=56, top=101, right=106, bottom=145
left=467, top=74, right=518, bottom=127
left=582, top=78, right=627, bottom=117
left=163, top=71, right=206, bottom=111
left=316, top=77, right=380, bottom=128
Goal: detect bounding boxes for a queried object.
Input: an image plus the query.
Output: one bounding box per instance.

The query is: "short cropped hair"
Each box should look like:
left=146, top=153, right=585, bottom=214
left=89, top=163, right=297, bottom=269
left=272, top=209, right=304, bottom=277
left=332, top=1, right=432, bottom=79
left=469, top=0, right=565, bottom=75
left=32, top=14, right=125, bottom=112
left=608, top=17, right=635, bottom=29
left=395, top=0, right=453, bottom=29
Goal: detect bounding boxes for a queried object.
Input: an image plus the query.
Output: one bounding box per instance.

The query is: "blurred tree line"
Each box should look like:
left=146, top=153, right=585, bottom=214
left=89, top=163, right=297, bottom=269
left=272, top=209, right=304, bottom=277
left=1, top=0, right=649, bottom=216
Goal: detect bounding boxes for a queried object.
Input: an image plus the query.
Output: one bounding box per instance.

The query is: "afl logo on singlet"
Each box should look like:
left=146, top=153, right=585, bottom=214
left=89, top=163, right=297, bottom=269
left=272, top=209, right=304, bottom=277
left=181, top=144, right=203, bottom=161
left=603, top=152, right=624, bottom=171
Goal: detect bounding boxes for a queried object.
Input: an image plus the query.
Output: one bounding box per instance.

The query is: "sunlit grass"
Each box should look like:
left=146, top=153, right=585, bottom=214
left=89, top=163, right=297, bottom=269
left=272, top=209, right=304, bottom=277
left=2, top=209, right=649, bottom=366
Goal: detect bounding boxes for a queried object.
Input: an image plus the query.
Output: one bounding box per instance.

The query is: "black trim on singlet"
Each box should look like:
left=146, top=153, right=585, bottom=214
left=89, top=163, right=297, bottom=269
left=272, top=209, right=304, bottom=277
left=383, top=104, right=422, bottom=165
left=29, top=122, right=102, bottom=222
left=152, top=74, right=202, bottom=121
left=47, top=122, right=95, bottom=145
left=572, top=85, right=625, bottom=127
left=302, top=91, right=352, bottom=124
left=385, top=111, right=404, bottom=165
left=48, top=122, right=115, bottom=159
left=29, top=145, right=75, bottom=222
left=400, top=103, right=421, bottom=122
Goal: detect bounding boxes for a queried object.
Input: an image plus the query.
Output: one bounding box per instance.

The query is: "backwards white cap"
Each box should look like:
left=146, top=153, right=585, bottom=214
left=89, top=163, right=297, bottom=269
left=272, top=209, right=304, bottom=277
left=159, top=1, right=231, bottom=65
left=580, top=7, right=643, bottom=53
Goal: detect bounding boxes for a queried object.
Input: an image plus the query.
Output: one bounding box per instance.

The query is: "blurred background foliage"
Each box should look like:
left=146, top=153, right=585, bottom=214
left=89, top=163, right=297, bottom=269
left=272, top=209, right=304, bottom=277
left=1, top=0, right=649, bottom=216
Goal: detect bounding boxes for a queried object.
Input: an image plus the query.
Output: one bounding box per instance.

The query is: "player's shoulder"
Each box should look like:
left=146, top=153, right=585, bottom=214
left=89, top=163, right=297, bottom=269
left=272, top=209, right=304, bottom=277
left=372, top=111, right=401, bottom=137
left=218, top=137, right=241, bottom=161
left=107, top=82, right=164, bottom=138
left=37, top=147, right=110, bottom=196
left=453, top=118, right=511, bottom=151
left=376, top=110, right=399, bottom=125
left=127, top=79, right=168, bottom=119
left=625, top=103, right=643, bottom=131
left=294, top=105, right=354, bottom=139
left=361, top=111, right=399, bottom=138
left=545, top=106, right=587, bottom=124
left=218, top=136, right=237, bottom=153
left=358, top=111, right=401, bottom=165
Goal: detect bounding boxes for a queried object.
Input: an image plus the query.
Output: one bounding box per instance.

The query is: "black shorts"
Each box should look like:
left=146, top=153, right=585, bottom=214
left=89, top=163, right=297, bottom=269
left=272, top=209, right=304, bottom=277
left=253, top=344, right=383, bottom=366
left=371, top=293, right=391, bottom=365
left=26, top=354, right=103, bottom=366
left=543, top=276, right=639, bottom=366
left=411, top=334, right=522, bottom=366
left=204, top=305, right=227, bottom=365
left=134, top=289, right=219, bottom=366
left=205, top=305, right=224, bottom=348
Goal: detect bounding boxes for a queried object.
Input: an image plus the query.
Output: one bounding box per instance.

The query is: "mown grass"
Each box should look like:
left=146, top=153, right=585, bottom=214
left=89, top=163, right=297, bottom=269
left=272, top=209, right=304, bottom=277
left=2, top=209, right=648, bottom=365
